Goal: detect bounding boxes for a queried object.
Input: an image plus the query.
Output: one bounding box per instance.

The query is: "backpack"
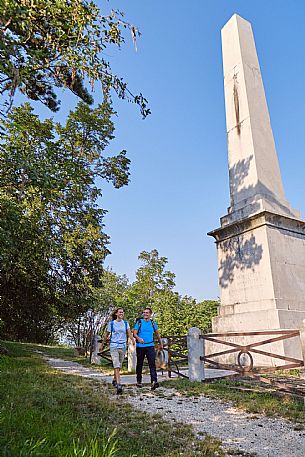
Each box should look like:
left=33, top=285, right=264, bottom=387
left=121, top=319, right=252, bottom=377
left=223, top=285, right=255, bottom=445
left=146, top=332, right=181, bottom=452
left=135, top=318, right=157, bottom=344
left=110, top=319, right=128, bottom=343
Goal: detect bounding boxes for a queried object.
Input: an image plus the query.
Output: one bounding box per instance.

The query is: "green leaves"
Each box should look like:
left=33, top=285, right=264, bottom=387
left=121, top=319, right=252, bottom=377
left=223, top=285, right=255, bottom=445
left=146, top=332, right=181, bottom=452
left=123, top=249, right=219, bottom=336
left=0, top=0, right=149, bottom=118
left=130, top=249, right=176, bottom=308
left=0, top=101, right=130, bottom=342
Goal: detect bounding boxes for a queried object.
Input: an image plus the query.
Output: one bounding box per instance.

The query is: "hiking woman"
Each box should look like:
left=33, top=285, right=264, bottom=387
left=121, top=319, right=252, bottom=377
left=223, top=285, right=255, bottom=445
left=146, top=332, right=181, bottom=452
left=100, top=308, right=134, bottom=394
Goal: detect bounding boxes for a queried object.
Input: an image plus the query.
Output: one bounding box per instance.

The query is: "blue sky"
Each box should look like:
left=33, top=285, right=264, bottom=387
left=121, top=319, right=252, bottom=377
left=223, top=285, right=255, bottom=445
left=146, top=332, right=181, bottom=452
left=93, top=0, right=305, bottom=301
left=20, top=1, right=305, bottom=301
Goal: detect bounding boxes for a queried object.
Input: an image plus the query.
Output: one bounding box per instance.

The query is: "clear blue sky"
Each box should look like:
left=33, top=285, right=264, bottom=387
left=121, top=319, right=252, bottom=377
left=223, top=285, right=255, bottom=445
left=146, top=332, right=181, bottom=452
left=98, top=0, right=305, bottom=301
left=25, top=1, right=305, bottom=301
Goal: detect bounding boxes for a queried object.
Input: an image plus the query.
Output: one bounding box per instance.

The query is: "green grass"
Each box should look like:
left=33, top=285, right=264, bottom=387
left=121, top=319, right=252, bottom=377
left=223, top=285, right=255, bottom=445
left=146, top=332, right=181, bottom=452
left=161, top=378, right=305, bottom=424
left=32, top=342, right=151, bottom=376
left=0, top=341, right=224, bottom=457
left=30, top=342, right=133, bottom=375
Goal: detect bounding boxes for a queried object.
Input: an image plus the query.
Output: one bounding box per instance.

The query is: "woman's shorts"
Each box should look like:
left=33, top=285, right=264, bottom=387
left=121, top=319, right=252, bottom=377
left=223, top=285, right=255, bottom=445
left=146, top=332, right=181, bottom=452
left=110, top=348, right=126, bottom=369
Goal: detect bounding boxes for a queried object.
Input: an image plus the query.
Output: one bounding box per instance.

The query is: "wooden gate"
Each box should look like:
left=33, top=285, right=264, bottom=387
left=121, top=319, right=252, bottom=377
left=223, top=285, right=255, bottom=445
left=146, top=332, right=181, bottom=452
left=200, top=329, right=304, bottom=373
left=163, top=335, right=188, bottom=378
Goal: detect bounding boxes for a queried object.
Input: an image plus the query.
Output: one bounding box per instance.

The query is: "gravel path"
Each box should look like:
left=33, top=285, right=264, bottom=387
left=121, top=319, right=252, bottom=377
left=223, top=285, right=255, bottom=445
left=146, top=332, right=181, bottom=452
left=126, top=387, right=305, bottom=457
left=44, top=355, right=305, bottom=457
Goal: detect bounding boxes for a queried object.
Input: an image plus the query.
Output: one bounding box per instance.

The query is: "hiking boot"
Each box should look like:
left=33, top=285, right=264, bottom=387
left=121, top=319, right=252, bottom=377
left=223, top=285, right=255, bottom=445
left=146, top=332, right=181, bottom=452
left=151, top=382, right=159, bottom=390
left=116, top=384, right=123, bottom=394
left=112, top=379, right=117, bottom=387
left=136, top=382, right=143, bottom=388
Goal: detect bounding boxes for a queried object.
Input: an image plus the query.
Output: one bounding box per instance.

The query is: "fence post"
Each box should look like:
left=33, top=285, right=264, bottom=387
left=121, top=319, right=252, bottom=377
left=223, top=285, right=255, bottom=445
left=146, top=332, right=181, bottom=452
left=187, top=327, right=205, bottom=382
left=167, top=338, right=172, bottom=378
left=299, top=320, right=305, bottom=371
left=91, top=335, right=102, bottom=365
left=162, top=338, right=169, bottom=367
left=128, top=339, right=137, bottom=372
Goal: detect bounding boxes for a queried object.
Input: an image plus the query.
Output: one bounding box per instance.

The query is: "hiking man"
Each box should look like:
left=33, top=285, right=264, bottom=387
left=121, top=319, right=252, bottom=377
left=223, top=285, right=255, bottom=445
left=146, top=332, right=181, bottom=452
left=99, top=307, right=134, bottom=394
left=133, top=307, right=163, bottom=390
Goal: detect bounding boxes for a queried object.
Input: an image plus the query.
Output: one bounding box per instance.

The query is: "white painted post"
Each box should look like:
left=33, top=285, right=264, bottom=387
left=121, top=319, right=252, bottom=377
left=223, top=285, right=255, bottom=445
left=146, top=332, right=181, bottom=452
left=91, top=336, right=102, bottom=365
left=162, top=338, right=169, bottom=367
left=187, top=327, right=205, bottom=382
left=128, top=339, right=136, bottom=372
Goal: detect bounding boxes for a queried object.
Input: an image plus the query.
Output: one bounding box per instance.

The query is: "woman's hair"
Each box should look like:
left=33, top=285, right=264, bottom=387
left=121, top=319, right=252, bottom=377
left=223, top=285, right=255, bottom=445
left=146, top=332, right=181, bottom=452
left=111, top=308, right=124, bottom=320
left=143, top=307, right=152, bottom=314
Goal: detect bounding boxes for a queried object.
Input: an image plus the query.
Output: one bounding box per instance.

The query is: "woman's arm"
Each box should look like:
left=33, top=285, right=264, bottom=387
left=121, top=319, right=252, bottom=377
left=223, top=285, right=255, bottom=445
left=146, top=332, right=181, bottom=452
left=127, top=328, right=135, bottom=344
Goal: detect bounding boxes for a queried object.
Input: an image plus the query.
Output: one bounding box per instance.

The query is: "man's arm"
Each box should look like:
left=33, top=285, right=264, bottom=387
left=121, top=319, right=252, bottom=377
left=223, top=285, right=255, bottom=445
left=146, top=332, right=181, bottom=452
left=133, top=329, right=144, bottom=344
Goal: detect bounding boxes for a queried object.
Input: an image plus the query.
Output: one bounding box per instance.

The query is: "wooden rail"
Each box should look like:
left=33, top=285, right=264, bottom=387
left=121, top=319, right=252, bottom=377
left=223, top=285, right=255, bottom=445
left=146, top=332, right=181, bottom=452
left=200, top=329, right=304, bottom=373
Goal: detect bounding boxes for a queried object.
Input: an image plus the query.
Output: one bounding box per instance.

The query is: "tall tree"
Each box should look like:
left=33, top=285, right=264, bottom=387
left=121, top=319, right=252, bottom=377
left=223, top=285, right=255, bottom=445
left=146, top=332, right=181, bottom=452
left=129, top=249, right=176, bottom=309
left=127, top=249, right=219, bottom=336
left=0, top=101, right=129, bottom=342
left=0, top=0, right=150, bottom=118
left=0, top=1, right=149, bottom=348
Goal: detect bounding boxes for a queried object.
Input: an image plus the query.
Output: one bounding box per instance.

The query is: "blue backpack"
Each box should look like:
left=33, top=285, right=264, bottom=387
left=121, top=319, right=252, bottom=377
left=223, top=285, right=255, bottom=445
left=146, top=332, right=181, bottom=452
left=136, top=318, right=157, bottom=333
left=110, top=319, right=128, bottom=343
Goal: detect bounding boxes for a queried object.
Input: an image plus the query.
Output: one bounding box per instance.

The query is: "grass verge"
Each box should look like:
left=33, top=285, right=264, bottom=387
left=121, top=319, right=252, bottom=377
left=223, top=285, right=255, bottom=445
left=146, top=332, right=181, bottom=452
left=161, top=378, right=305, bottom=424
left=0, top=341, right=224, bottom=457
left=28, top=342, right=132, bottom=375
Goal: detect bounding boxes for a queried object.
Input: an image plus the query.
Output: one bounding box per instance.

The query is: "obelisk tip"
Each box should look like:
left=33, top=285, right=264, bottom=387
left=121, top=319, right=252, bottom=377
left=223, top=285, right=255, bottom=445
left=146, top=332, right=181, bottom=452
left=222, top=13, right=251, bottom=32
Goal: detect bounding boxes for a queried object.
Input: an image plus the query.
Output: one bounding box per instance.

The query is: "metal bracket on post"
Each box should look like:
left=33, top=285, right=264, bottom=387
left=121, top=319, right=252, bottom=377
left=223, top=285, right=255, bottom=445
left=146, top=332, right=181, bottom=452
left=187, top=327, right=205, bottom=382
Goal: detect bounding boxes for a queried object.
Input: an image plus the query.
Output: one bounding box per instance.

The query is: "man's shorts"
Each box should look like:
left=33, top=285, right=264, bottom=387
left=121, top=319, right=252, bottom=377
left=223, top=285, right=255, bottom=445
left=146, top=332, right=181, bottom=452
left=110, top=347, right=126, bottom=369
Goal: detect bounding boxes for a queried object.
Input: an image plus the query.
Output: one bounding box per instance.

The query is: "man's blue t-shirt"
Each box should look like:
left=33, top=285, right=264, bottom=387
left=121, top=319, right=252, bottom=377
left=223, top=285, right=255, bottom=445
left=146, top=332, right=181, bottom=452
left=134, top=319, right=158, bottom=347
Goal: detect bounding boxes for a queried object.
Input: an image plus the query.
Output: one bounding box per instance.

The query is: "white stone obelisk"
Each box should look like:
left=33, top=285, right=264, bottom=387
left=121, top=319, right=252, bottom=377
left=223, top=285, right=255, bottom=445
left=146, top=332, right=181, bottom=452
left=221, top=14, right=299, bottom=224
left=208, top=14, right=305, bottom=364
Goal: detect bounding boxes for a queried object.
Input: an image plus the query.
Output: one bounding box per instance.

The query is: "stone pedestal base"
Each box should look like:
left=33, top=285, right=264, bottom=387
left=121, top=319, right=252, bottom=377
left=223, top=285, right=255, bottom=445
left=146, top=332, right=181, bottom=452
left=208, top=210, right=305, bottom=366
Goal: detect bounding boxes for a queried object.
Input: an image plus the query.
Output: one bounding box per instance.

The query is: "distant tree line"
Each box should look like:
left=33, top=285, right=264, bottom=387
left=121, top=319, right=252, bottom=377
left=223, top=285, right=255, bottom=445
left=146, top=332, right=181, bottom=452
left=58, top=249, right=219, bottom=348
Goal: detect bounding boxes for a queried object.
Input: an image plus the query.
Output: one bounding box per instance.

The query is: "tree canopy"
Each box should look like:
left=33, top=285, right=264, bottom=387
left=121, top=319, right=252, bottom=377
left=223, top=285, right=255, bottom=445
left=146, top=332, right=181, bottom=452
left=0, top=101, right=129, bottom=341
left=123, top=249, right=219, bottom=337
left=0, top=0, right=150, bottom=118
left=0, top=1, right=150, bottom=345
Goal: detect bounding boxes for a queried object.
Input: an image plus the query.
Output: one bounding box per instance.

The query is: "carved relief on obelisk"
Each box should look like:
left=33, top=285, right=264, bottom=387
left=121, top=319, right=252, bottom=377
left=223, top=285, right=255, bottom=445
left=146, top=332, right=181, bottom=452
left=208, top=14, right=305, bottom=363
